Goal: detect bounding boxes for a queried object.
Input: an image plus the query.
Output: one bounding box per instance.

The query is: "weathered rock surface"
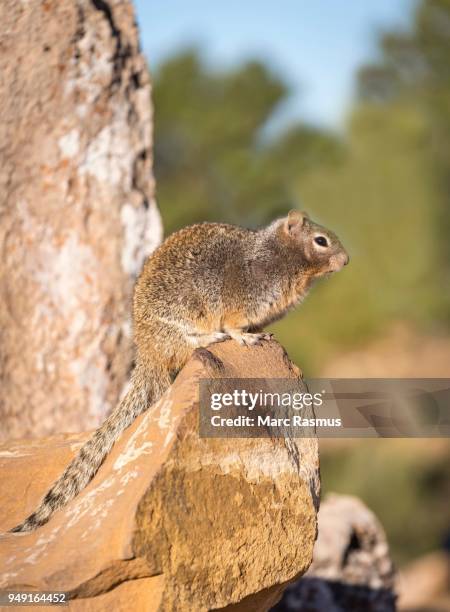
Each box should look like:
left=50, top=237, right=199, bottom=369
left=0, top=0, right=162, bottom=440
left=272, top=494, right=397, bottom=612
left=0, top=340, right=320, bottom=612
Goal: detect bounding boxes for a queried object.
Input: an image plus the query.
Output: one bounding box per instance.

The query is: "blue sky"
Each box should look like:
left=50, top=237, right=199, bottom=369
left=134, top=0, right=417, bottom=131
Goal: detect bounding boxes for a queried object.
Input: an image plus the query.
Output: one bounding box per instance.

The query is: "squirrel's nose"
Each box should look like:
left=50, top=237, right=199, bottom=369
left=343, top=253, right=350, bottom=266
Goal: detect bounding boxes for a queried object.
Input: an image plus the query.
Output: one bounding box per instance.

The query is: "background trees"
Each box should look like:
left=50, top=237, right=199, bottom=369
left=150, top=0, right=450, bottom=563
left=151, top=0, right=450, bottom=372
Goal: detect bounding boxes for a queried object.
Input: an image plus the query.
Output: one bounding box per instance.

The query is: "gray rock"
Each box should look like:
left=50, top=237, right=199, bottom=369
left=272, top=494, right=397, bottom=611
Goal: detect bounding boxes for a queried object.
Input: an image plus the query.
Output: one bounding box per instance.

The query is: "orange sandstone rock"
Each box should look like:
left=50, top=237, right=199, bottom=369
left=0, top=340, right=319, bottom=612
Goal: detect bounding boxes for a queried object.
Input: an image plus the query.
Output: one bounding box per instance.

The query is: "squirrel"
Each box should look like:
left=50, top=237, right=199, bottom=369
left=10, top=210, right=348, bottom=532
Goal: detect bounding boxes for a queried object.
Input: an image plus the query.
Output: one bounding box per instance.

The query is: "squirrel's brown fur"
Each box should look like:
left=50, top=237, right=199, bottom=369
left=11, top=211, right=348, bottom=532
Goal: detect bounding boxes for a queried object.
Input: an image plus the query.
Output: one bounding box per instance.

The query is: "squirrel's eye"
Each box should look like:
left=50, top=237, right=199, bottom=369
left=314, top=236, right=328, bottom=247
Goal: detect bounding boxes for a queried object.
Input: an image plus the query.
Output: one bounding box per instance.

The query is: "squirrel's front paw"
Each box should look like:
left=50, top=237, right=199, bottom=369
left=190, top=331, right=230, bottom=348
left=227, top=331, right=272, bottom=347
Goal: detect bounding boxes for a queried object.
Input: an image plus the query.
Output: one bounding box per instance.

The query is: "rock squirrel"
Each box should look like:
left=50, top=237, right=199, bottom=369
left=11, top=210, right=348, bottom=532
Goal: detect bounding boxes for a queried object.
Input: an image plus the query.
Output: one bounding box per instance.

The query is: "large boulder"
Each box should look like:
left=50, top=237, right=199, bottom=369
left=0, top=0, right=162, bottom=440
left=0, top=340, right=320, bottom=611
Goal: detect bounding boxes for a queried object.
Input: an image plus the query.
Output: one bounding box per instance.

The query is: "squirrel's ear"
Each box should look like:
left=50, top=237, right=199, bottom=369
left=284, top=209, right=307, bottom=235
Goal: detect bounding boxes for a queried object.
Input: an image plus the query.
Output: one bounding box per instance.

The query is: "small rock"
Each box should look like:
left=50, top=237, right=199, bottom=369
left=272, top=494, right=397, bottom=612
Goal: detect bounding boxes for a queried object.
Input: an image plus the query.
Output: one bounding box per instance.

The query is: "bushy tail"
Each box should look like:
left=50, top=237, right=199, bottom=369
left=10, top=363, right=170, bottom=533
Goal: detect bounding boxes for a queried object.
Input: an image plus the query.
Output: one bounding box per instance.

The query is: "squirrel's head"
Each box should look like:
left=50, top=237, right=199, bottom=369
left=282, top=210, right=349, bottom=276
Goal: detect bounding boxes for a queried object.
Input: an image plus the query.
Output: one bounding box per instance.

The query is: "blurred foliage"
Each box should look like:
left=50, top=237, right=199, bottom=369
left=152, top=50, right=343, bottom=231
left=150, top=0, right=450, bottom=565
left=152, top=0, right=450, bottom=374
left=356, top=0, right=450, bottom=320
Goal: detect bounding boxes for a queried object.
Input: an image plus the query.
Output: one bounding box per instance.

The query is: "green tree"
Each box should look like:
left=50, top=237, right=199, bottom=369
left=273, top=0, right=450, bottom=368
left=152, top=49, right=343, bottom=233
left=357, top=0, right=450, bottom=319
left=151, top=0, right=449, bottom=373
